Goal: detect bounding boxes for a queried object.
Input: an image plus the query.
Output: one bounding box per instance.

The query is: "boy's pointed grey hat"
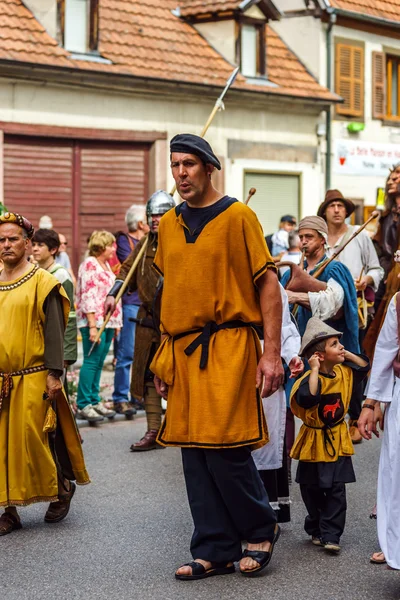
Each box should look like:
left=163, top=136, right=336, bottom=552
left=299, top=317, right=343, bottom=357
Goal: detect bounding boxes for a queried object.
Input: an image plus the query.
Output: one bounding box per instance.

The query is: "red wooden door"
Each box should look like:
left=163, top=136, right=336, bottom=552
left=78, top=141, right=148, bottom=264
left=3, top=135, right=74, bottom=246
left=3, top=136, right=149, bottom=271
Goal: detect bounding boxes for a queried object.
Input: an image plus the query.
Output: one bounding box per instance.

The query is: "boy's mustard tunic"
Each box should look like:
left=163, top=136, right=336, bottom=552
left=150, top=199, right=276, bottom=450
left=290, top=365, right=355, bottom=463
left=0, top=266, right=90, bottom=507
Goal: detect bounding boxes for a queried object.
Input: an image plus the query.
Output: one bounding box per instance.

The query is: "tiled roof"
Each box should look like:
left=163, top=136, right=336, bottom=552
left=179, top=1, right=243, bottom=16
left=330, top=0, right=400, bottom=24
left=0, top=0, right=337, bottom=102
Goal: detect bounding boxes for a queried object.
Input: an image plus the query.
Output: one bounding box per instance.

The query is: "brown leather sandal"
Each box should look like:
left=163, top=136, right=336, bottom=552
left=44, top=481, right=76, bottom=523
left=0, top=512, right=22, bottom=536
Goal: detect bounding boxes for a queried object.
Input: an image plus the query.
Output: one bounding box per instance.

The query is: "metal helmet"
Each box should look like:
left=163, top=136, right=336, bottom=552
left=146, top=190, right=175, bottom=230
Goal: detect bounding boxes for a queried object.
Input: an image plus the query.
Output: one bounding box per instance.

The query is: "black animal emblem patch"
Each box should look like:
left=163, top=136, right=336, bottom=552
left=318, top=393, right=344, bottom=426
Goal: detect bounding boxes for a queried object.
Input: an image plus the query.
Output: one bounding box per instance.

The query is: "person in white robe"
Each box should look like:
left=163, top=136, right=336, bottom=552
left=252, top=284, right=303, bottom=518
left=359, top=292, right=400, bottom=570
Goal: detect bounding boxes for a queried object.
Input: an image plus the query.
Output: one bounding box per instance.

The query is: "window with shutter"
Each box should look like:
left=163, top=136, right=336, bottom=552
left=335, top=42, right=364, bottom=118
left=372, top=52, right=385, bottom=120
left=386, top=55, right=400, bottom=120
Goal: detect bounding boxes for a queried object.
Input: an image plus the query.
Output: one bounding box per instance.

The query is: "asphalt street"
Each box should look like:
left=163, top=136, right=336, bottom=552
left=1, top=414, right=399, bottom=600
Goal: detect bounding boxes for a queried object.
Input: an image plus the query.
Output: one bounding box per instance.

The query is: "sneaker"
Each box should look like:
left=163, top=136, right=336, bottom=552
left=349, top=420, right=362, bottom=444
left=324, top=541, right=341, bottom=553
left=312, top=536, right=323, bottom=546
left=113, top=402, right=136, bottom=417
left=78, top=405, right=104, bottom=422
left=93, top=403, right=116, bottom=418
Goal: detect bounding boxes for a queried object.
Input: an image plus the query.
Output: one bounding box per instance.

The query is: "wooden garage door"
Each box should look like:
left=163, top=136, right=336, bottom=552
left=79, top=142, right=148, bottom=260
left=3, top=136, right=74, bottom=246
left=3, top=136, right=149, bottom=269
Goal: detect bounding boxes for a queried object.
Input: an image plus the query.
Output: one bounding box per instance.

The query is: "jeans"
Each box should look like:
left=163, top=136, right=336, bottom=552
left=77, top=327, right=115, bottom=410
left=112, top=304, right=139, bottom=403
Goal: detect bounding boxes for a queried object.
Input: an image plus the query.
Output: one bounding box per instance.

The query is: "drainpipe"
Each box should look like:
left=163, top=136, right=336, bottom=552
left=325, top=11, right=336, bottom=191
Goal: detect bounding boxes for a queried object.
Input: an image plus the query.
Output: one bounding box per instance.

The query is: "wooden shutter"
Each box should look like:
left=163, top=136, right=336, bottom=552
left=335, top=43, right=364, bottom=118
left=372, top=52, right=386, bottom=119
left=3, top=135, right=74, bottom=240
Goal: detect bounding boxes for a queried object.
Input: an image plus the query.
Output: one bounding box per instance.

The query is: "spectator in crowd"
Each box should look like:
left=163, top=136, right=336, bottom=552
left=279, top=231, right=302, bottom=278
left=266, top=215, right=297, bottom=259
left=112, top=204, right=149, bottom=416
left=39, top=215, right=53, bottom=229
left=32, top=229, right=77, bottom=368
left=56, top=233, right=76, bottom=286
left=76, top=231, right=122, bottom=423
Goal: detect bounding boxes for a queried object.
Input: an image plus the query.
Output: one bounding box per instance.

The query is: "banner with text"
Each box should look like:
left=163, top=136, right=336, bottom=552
left=333, top=139, right=400, bottom=177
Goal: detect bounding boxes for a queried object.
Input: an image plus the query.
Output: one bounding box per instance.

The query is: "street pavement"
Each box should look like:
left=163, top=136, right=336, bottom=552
left=1, top=414, right=399, bottom=600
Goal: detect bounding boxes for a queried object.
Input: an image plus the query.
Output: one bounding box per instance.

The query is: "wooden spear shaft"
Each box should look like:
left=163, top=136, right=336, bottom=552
left=245, top=187, right=256, bottom=205
left=312, top=211, right=379, bottom=279
left=88, top=237, right=149, bottom=356
left=170, top=67, right=239, bottom=196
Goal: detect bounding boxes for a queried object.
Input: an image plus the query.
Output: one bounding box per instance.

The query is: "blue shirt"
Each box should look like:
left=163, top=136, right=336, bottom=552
left=116, top=233, right=140, bottom=305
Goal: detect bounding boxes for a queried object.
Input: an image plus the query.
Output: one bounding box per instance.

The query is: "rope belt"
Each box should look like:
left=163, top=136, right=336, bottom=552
left=304, top=418, right=345, bottom=459
left=174, top=320, right=262, bottom=370
left=0, top=365, right=47, bottom=414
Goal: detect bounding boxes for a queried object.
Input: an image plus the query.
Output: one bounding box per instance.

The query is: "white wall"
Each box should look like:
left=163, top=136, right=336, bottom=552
left=194, top=21, right=236, bottom=65
left=0, top=78, right=324, bottom=209
left=24, top=0, right=57, bottom=39
left=330, top=25, right=400, bottom=205
left=271, top=17, right=325, bottom=83
left=227, top=157, right=322, bottom=217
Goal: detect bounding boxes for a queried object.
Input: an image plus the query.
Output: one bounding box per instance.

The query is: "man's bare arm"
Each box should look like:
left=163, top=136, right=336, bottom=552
left=256, top=270, right=284, bottom=397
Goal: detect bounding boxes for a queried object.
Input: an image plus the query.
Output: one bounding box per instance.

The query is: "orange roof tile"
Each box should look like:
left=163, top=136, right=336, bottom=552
left=330, top=0, right=400, bottom=24
left=0, top=0, right=337, bottom=103
left=179, top=1, right=242, bottom=16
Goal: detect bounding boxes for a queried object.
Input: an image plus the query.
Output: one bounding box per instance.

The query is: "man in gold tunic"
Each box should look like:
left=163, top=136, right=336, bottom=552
left=0, top=213, right=89, bottom=536
left=151, top=134, right=284, bottom=580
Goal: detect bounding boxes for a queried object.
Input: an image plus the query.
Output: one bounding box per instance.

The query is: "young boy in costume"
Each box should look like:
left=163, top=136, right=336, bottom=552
left=290, top=317, right=369, bottom=553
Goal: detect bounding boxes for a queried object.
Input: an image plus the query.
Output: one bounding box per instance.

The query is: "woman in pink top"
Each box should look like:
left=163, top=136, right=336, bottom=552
left=76, top=231, right=122, bottom=423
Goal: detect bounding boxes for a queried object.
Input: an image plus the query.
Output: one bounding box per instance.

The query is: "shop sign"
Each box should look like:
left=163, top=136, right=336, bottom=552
left=333, top=139, right=400, bottom=176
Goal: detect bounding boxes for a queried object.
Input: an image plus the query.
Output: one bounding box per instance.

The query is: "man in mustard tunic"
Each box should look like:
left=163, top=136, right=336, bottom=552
left=0, top=213, right=89, bottom=536
left=151, top=134, right=284, bottom=580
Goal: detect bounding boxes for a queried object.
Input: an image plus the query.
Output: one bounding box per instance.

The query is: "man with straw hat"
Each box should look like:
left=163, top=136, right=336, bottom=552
left=290, top=317, right=369, bottom=553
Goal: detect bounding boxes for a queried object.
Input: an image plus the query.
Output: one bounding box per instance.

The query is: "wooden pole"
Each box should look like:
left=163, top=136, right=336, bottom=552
left=170, top=67, right=239, bottom=196
left=88, top=237, right=149, bottom=356
left=245, top=188, right=256, bottom=205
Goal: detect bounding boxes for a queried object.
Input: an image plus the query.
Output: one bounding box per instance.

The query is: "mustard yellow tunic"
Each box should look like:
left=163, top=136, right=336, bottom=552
left=150, top=200, right=276, bottom=449
left=290, top=366, right=355, bottom=463
left=0, top=265, right=90, bottom=507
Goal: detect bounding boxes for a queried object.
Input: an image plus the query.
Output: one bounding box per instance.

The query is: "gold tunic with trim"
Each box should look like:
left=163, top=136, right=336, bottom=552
left=290, top=366, right=355, bottom=463
left=0, top=266, right=90, bottom=507
left=150, top=200, right=276, bottom=450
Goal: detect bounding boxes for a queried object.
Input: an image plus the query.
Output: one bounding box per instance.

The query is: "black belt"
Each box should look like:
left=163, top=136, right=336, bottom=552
left=304, top=418, right=345, bottom=459
left=174, top=320, right=262, bottom=370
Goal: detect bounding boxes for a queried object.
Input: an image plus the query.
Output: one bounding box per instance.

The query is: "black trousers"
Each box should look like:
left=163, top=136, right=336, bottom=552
left=300, top=483, right=347, bottom=544
left=182, top=446, right=277, bottom=563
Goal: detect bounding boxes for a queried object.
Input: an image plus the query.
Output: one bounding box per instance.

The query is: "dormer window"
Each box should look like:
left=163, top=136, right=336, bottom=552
left=239, top=22, right=266, bottom=78
left=58, top=0, right=99, bottom=54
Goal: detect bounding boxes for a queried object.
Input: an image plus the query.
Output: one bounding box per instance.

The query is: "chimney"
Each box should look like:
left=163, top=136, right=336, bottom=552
left=24, top=0, right=57, bottom=40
